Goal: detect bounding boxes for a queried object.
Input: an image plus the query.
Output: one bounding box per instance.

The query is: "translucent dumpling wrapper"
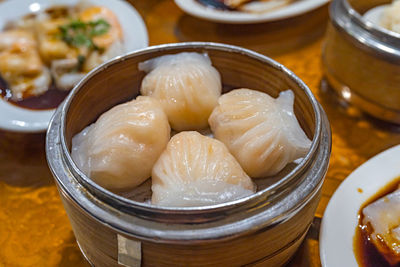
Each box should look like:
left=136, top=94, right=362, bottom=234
left=71, top=96, right=170, bottom=191
left=380, top=1, right=400, bottom=34
left=362, top=188, right=400, bottom=261
left=151, top=131, right=256, bottom=207
left=209, top=89, right=312, bottom=178
left=139, top=52, right=222, bottom=131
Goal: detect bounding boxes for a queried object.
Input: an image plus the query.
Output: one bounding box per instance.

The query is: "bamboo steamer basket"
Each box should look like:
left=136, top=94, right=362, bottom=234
left=46, top=42, right=331, bottom=266
left=323, top=0, right=400, bottom=124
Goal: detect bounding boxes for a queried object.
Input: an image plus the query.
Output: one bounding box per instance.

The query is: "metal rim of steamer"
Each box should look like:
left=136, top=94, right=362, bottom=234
left=325, top=0, right=400, bottom=124
left=329, top=0, right=400, bottom=62
left=46, top=42, right=332, bottom=242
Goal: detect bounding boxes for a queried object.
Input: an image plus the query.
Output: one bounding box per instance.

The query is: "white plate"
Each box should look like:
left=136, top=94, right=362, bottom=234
left=0, top=0, right=148, bottom=133
left=320, top=144, right=400, bottom=267
left=174, top=0, right=330, bottom=24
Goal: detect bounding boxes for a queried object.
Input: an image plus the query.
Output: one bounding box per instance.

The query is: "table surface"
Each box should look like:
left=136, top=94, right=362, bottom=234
left=2, top=1, right=400, bottom=266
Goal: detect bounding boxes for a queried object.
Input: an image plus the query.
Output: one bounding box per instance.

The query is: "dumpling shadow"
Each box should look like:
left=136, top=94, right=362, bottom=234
left=119, top=179, right=152, bottom=203
left=253, top=162, right=299, bottom=191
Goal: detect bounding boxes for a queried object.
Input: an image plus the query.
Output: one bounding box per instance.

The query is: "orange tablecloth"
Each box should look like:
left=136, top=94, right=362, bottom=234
left=1, top=1, right=400, bottom=266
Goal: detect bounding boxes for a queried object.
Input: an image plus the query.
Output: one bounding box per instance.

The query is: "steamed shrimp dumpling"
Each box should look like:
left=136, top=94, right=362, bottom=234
left=209, top=89, right=311, bottom=177
left=380, top=1, right=400, bottom=34
left=139, top=52, right=222, bottom=131
left=151, top=131, right=255, bottom=207
left=71, top=96, right=170, bottom=191
left=362, top=188, right=400, bottom=259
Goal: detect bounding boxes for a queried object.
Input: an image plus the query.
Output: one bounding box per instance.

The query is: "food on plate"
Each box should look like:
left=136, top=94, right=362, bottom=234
left=209, top=89, right=311, bottom=177
left=196, top=0, right=292, bottom=13
left=151, top=131, right=255, bottom=207
left=380, top=1, right=400, bottom=34
left=71, top=96, right=170, bottom=191
left=139, top=52, right=221, bottom=131
left=220, top=0, right=253, bottom=8
left=0, top=4, right=124, bottom=107
left=50, top=6, right=124, bottom=90
left=355, top=180, right=400, bottom=266
left=0, top=30, right=51, bottom=100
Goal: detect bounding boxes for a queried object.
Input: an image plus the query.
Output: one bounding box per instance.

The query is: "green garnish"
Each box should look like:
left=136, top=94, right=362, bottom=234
left=89, top=19, right=110, bottom=36
left=59, top=19, right=110, bottom=50
left=75, top=54, right=86, bottom=72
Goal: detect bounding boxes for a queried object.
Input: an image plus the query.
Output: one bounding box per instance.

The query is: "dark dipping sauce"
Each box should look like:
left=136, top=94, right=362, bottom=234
left=0, top=76, right=69, bottom=110
left=354, top=178, right=400, bottom=267
left=196, top=0, right=234, bottom=10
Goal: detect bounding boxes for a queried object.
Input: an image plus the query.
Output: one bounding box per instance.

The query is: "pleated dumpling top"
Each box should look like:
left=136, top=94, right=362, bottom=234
left=139, top=52, right=222, bottom=131
left=151, top=131, right=255, bottom=207
left=209, top=89, right=312, bottom=178
left=71, top=96, right=170, bottom=191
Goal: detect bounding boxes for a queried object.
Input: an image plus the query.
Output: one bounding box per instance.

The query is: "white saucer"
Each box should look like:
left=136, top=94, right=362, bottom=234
left=0, top=0, right=148, bottom=133
left=320, top=144, right=400, bottom=267
left=174, top=0, right=329, bottom=24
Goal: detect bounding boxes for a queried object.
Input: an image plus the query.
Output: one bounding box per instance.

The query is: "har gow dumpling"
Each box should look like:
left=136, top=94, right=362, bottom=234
left=139, top=52, right=222, bottom=131
left=362, top=188, right=400, bottom=260
left=71, top=96, right=170, bottom=191
left=209, top=89, right=311, bottom=178
left=380, top=1, right=400, bottom=34
left=151, top=131, right=255, bottom=207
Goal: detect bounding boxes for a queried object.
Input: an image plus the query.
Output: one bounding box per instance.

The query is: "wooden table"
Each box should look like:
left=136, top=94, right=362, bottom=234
left=1, top=1, right=400, bottom=266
